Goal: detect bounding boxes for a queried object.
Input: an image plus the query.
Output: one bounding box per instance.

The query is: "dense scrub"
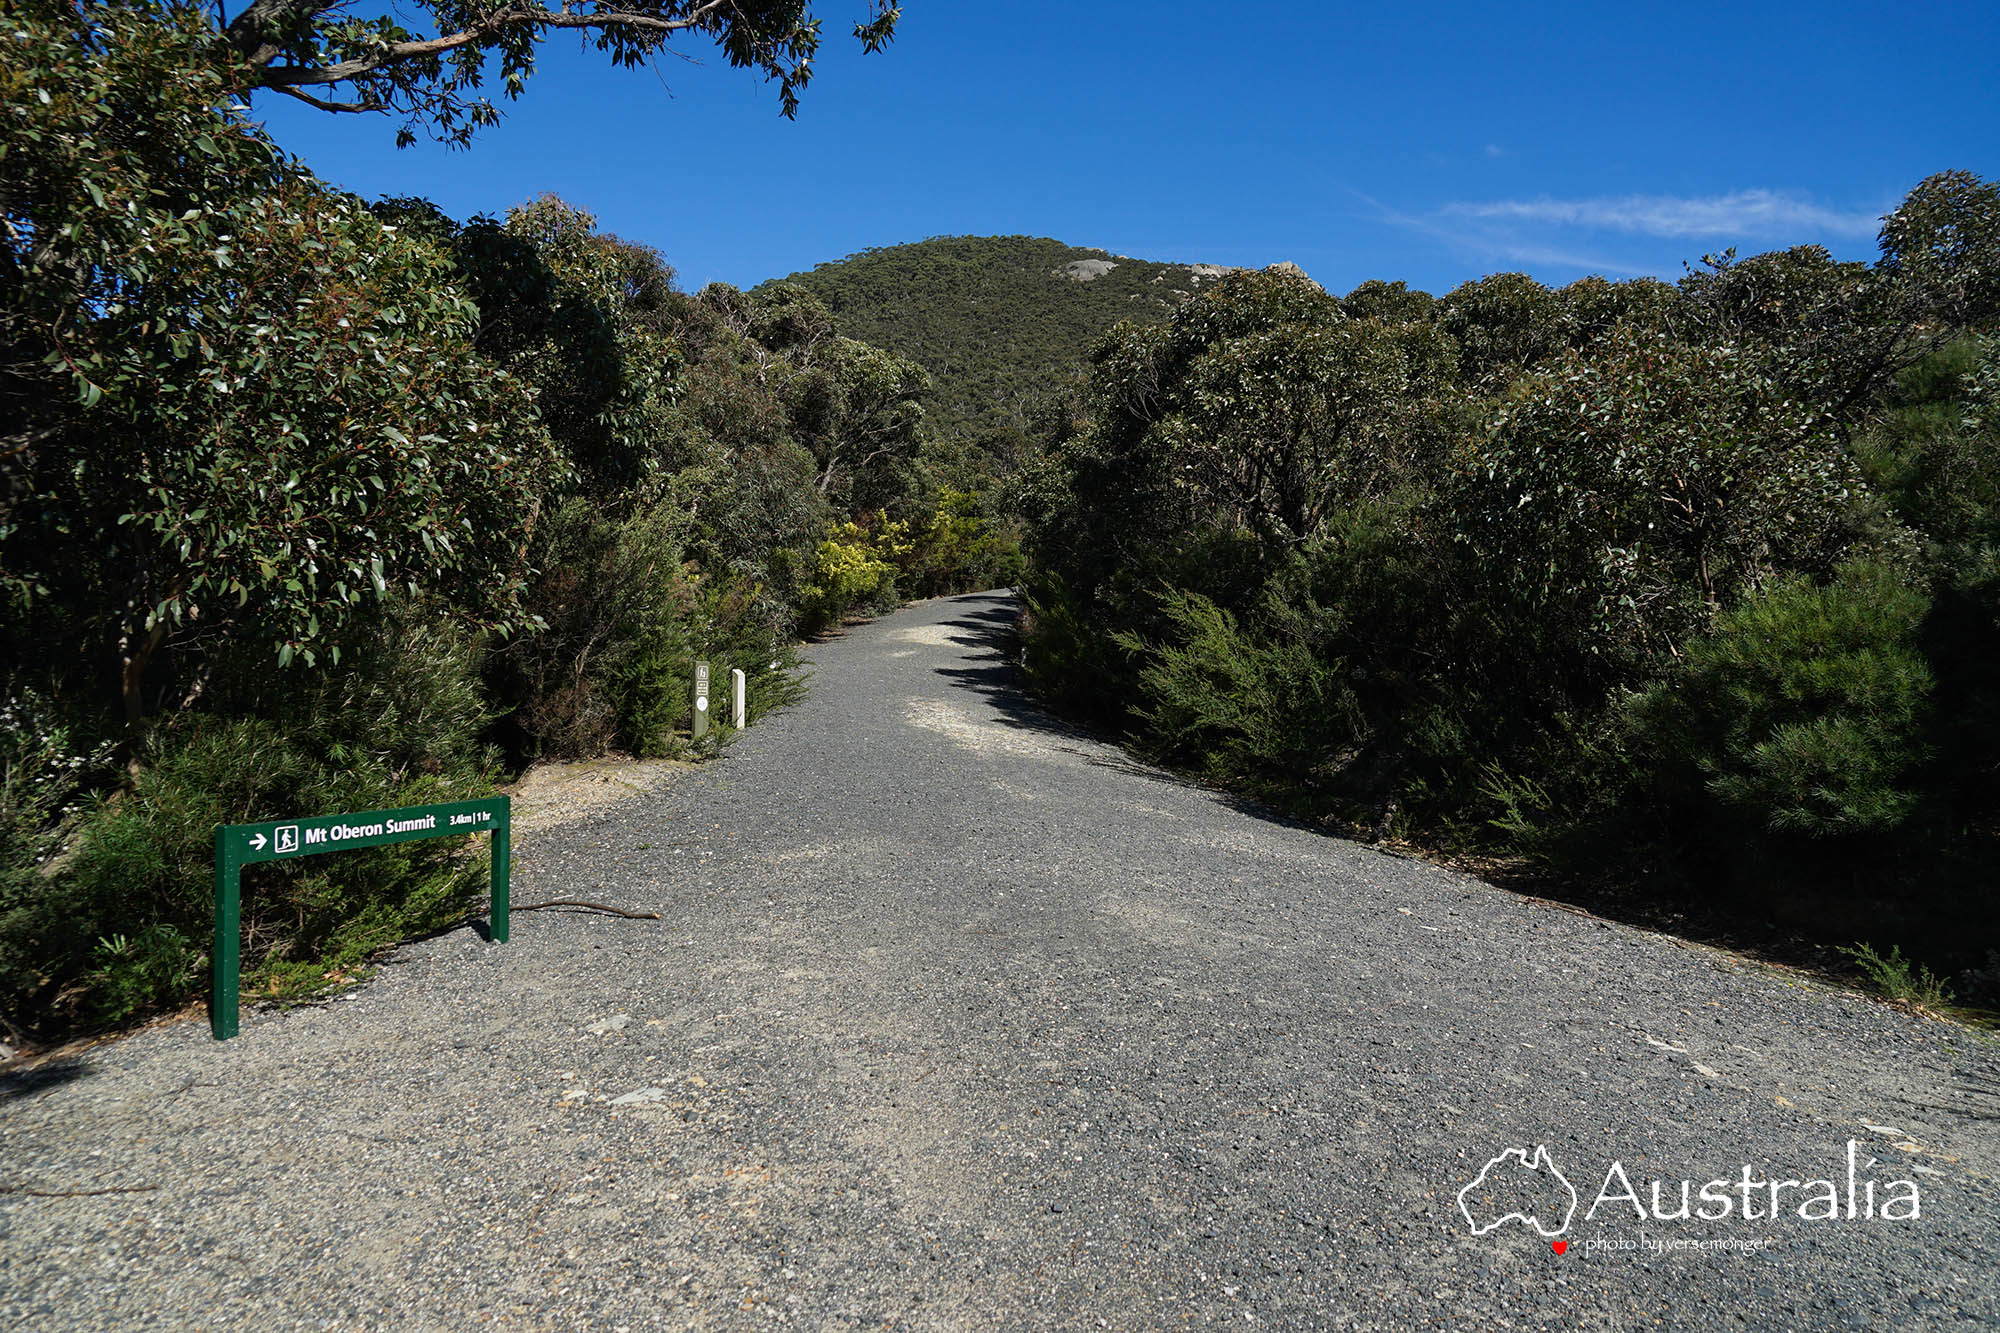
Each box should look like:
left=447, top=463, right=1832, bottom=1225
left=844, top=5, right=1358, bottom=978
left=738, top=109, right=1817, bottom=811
left=1019, top=175, right=2000, bottom=993
left=0, top=1, right=1016, bottom=1037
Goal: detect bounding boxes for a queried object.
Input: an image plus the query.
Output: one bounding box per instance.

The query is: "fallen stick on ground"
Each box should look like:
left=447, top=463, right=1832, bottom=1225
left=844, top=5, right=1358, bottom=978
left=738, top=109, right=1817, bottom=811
left=0, top=1183, right=158, bottom=1198
left=510, top=899, right=662, bottom=920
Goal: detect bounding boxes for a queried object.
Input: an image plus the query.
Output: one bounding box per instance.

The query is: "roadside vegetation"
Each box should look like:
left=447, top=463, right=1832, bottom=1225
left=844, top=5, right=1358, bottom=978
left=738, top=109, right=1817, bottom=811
left=5, top=1, right=1991, bottom=1039
left=1015, top=173, right=2000, bottom=1003
left=0, top=0, right=1014, bottom=1037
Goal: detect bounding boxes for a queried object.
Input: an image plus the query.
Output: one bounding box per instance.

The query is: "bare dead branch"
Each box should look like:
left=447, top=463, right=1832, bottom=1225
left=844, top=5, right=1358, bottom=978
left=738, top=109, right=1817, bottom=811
left=510, top=899, right=662, bottom=919
left=272, top=84, right=379, bottom=113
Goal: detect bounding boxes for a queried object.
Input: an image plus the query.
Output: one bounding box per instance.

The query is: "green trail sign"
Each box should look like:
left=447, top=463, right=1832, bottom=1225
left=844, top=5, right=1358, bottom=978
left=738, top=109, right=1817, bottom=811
left=211, top=796, right=511, bottom=1041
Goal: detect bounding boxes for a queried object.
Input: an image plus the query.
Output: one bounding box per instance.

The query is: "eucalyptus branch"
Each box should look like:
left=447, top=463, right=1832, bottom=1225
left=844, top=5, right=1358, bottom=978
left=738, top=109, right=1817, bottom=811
left=273, top=84, right=381, bottom=113
left=252, top=5, right=734, bottom=87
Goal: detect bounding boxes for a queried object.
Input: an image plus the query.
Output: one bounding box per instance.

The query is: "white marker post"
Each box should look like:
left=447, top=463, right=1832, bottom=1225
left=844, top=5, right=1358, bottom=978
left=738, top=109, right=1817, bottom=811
left=731, top=667, right=747, bottom=729
left=693, top=661, right=710, bottom=739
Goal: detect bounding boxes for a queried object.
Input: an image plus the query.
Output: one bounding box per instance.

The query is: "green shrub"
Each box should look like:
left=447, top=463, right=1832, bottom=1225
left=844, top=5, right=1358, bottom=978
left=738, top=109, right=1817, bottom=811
left=1839, top=941, right=1955, bottom=1010
left=638, top=570, right=805, bottom=749
left=1854, top=339, right=2000, bottom=574
left=1012, top=182, right=1999, bottom=968
left=901, top=487, right=1026, bottom=597
left=0, top=604, right=498, bottom=1029
left=1625, top=561, right=1934, bottom=840
left=82, top=926, right=203, bottom=1026
left=1119, top=590, right=1363, bottom=806
left=0, top=687, right=120, bottom=1032
left=0, top=687, right=115, bottom=897
left=492, top=499, right=696, bottom=758
left=492, top=498, right=803, bottom=760
left=1019, top=572, right=1130, bottom=722
left=1452, top=330, right=1882, bottom=708
left=2, top=2, right=564, bottom=737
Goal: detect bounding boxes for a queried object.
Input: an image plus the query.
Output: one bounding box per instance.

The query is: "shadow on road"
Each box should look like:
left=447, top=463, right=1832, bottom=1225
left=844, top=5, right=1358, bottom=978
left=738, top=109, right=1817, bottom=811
left=0, top=1059, right=93, bottom=1102
left=929, top=592, right=1319, bottom=817
left=933, top=592, right=1172, bottom=759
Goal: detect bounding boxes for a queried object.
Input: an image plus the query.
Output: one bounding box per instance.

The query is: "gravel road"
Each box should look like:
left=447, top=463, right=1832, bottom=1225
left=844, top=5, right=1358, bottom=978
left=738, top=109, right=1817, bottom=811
left=3, top=591, right=1996, bottom=1330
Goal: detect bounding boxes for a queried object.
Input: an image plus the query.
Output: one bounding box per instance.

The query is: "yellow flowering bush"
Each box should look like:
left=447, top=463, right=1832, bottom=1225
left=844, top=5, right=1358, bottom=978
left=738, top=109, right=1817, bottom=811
left=797, top=520, right=909, bottom=631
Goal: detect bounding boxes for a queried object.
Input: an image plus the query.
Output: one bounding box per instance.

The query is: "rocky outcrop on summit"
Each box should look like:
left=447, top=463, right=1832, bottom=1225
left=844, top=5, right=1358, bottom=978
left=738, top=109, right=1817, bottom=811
left=1264, top=259, right=1321, bottom=288
left=1057, top=258, right=1119, bottom=282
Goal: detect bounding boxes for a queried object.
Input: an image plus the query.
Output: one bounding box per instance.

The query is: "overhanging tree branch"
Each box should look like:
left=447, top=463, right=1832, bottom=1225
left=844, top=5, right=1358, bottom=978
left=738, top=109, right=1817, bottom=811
left=215, top=1, right=900, bottom=144
left=248, top=4, right=732, bottom=88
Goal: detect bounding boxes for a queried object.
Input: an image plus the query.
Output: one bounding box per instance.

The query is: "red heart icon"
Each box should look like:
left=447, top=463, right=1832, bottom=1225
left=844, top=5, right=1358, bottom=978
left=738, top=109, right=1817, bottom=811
left=1552, top=1241, right=1569, bottom=1255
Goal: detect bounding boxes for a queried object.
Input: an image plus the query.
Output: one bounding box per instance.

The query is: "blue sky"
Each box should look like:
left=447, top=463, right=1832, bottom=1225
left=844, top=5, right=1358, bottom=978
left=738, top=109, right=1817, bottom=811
left=253, top=1, right=2000, bottom=297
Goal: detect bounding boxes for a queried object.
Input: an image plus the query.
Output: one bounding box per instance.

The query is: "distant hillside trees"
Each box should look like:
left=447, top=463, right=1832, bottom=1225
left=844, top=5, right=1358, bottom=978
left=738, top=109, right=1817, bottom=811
left=741, top=282, right=933, bottom=512
left=761, top=236, right=1238, bottom=445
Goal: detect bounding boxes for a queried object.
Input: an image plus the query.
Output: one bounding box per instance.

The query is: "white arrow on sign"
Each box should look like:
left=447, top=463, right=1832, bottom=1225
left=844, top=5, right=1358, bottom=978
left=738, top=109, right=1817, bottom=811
left=248, top=833, right=267, bottom=851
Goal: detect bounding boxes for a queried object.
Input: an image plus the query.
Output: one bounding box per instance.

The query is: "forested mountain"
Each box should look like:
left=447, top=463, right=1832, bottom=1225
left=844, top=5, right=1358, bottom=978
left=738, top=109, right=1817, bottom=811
left=758, top=236, right=1249, bottom=441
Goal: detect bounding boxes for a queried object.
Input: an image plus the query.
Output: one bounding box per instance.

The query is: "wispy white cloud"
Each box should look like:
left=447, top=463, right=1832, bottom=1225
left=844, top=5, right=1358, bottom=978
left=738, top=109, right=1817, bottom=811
left=1348, top=188, right=1651, bottom=277
left=1349, top=184, right=1890, bottom=284
left=1442, top=190, right=1883, bottom=241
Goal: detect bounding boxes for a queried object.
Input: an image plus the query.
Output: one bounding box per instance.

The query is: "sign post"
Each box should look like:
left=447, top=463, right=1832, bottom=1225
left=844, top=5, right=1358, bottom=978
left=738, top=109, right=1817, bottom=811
left=210, top=796, right=510, bottom=1041
left=731, top=667, right=747, bottom=730
left=693, top=660, right=711, bottom=739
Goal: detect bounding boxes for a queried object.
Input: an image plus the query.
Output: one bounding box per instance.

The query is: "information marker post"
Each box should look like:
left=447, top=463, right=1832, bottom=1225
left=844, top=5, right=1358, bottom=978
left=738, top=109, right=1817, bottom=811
left=693, top=661, right=711, bottom=739
left=731, top=667, right=747, bottom=730
left=210, top=796, right=511, bottom=1041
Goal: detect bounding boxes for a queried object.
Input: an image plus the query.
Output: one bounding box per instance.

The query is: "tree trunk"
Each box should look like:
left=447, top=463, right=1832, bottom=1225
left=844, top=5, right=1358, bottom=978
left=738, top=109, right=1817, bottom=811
left=119, top=618, right=167, bottom=778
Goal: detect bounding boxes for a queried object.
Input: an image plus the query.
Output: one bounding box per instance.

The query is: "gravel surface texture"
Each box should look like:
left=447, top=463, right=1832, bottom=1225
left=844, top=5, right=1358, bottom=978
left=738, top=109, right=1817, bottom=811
left=2, top=591, right=1996, bottom=1331
left=505, top=756, right=697, bottom=838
